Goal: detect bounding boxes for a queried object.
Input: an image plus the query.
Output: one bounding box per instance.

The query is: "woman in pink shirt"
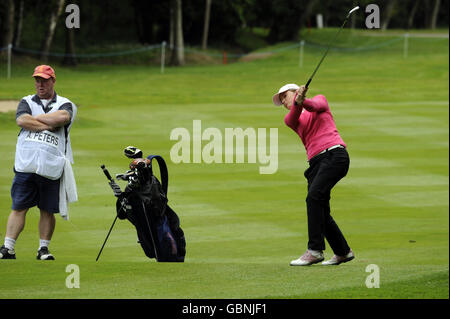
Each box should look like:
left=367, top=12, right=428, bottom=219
left=272, top=83, right=354, bottom=266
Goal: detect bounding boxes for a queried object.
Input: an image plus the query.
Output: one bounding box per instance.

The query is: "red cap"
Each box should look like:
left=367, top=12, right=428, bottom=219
left=32, top=65, right=56, bottom=79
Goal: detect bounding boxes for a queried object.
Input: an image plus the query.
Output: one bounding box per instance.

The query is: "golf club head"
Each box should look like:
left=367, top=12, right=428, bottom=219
left=129, top=158, right=151, bottom=170
left=116, top=170, right=135, bottom=181
left=347, top=6, right=359, bottom=18
left=124, top=145, right=143, bottom=159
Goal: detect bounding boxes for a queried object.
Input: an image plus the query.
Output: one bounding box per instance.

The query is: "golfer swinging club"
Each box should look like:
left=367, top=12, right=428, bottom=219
left=273, top=84, right=354, bottom=266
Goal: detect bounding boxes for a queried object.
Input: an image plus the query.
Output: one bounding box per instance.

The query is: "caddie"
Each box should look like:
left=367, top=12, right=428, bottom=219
left=0, top=65, right=78, bottom=260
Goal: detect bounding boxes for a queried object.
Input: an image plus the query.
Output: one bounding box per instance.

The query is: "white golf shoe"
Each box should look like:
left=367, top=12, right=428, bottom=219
left=290, top=250, right=324, bottom=266
left=322, top=249, right=354, bottom=266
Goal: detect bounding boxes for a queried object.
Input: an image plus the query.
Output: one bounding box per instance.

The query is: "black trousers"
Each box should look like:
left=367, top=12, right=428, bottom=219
left=304, top=147, right=350, bottom=256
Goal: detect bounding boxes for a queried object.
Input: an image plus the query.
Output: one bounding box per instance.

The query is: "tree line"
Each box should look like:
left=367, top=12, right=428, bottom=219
left=0, top=0, right=448, bottom=66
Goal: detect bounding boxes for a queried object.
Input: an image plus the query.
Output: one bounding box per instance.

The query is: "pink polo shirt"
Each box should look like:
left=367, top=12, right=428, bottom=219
left=284, top=94, right=346, bottom=161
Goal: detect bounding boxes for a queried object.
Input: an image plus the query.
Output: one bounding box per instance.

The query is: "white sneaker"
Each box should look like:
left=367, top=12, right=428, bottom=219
left=290, top=250, right=324, bottom=266
left=322, top=249, right=354, bottom=265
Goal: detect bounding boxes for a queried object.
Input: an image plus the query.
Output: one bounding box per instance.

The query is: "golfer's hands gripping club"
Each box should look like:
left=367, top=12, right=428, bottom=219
left=295, top=85, right=308, bottom=106
left=109, top=179, right=123, bottom=197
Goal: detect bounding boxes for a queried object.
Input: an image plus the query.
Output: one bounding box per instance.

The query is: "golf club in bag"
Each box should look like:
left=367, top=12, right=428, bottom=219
left=96, top=165, right=119, bottom=262
left=98, top=146, right=186, bottom=262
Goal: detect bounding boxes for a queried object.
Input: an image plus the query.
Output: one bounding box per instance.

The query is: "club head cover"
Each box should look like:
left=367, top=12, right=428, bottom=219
left=124, top=146, right=143, bottom=159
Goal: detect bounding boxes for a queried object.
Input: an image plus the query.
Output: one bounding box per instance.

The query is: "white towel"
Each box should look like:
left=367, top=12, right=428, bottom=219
left=59, top=157, right=78, bottom=220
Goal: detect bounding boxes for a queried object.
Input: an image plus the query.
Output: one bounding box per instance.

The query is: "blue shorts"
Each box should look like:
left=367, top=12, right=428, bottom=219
left=11, top=171, right=60, bottom=213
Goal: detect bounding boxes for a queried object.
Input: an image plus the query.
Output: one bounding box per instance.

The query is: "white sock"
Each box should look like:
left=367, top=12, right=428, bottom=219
left=39, top=239, right=51, bottom=249
left=4, top=237, right=16, bottom=250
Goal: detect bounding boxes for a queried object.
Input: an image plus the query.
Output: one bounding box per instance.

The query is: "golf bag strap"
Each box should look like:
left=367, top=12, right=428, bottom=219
left=146, top=155, right=168, bottom=195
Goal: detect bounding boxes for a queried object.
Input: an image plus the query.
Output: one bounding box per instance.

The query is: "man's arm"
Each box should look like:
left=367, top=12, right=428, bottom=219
left=16, top=114, right=53, bottom=132
left=15, top=99, right=72, bottom=131
left=35, top=110, right=71, bottom=128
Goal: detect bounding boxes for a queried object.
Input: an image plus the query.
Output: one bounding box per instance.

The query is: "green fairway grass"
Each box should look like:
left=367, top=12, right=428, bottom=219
left=0, top=29, right=448, bottom=299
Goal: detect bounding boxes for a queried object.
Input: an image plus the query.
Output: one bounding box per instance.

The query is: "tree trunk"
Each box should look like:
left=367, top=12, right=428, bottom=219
left=40, top=0, right=66, bottom=61
left=407, top=0, right=420, bottom=30
left=169, top=0, right=174, bottom=49
left=429, top=0, right=441, bottom=29
left=0, top=0, right=15, bottom=52
left=13, top=0, right=24, bottom=47
left=133, top=2, right=144, bottom=43
left=381, top=0, right=397, bottom=31
left=63, top=27, right=77, bottom=66
left=170, top=0, right=184, bottom=66
left=201, top=0, right=212, bottom=50
left=296, top=0, right=317, bottom=41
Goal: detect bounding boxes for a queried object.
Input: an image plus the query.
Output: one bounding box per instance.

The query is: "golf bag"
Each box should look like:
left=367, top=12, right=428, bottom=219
left=116, top=155, right=186, bottom=262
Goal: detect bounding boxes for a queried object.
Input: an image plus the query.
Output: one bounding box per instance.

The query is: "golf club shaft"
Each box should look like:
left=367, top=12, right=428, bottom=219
left=96, top=164, right=116, bottom=262
left=305, top=7, right=358, bottom=88
left=96, top=215, right=118, bottom=261
left=101, top=164, right=113, bottom=181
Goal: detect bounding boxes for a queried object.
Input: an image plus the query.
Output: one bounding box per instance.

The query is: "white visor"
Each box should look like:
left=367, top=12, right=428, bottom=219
left=272, top=83, right=300, bottom=106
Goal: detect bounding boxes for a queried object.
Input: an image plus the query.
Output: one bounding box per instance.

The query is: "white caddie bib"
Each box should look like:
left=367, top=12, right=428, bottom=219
left=14, top=95, right=76, bottom=180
